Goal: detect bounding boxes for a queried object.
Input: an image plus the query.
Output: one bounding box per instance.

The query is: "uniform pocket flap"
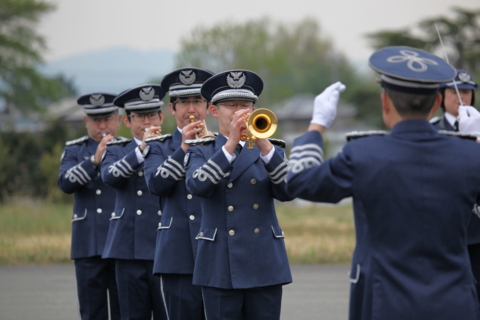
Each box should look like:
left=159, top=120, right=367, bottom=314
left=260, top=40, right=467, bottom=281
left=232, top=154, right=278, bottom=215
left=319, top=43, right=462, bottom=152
left=271, top=225, right=285, bottom=238
left=158, top=217, right=173, bottom=230
left=195, top=228, right=217, bottom=241
left=110, top=208, right=125, bottom=220
left=71, top=209, right=87, bottom=222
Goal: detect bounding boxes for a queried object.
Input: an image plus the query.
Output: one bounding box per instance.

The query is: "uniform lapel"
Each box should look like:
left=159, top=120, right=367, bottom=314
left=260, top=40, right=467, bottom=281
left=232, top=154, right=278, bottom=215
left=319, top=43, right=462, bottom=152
left=86, top=137, right=99, bottom=157
left=172, top=130, right=182, bottom=150
left=229, top=144, right=259, bottom=182
left=442, top=115, right=455, bottom=131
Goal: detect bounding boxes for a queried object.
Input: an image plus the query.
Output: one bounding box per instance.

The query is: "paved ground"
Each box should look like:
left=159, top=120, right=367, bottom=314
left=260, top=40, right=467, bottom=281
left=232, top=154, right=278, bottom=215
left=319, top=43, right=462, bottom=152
left=0, top=264, right=350, bottom=320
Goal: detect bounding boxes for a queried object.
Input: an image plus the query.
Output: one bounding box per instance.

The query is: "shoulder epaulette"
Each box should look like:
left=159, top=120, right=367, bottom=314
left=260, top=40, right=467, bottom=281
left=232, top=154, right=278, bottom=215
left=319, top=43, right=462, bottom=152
left=145, top=133, right=173, bottom=143
left=116, top=136, right=128, bottom=141
left=429, top=116, right=441, bottom=124
left=185, top=136, right=217, bottom=146
left=268, top=138, right=286, bottom=148
left=346, top=130, right=388, bottom=141
left=107, top=138, right=132, bottom=146
left=438, top=130, right=477, bottom=141
left=65, top=136, right=89, bottom=146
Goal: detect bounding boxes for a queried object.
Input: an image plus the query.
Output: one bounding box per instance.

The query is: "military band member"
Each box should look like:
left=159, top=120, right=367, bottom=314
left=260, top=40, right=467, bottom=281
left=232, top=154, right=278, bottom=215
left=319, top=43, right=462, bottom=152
left=432, top=70, right=480, bottom=305
left=431, top=69, right=478, bottom=131
left=184, top=70, right=293, bottom=320
left=142, top=68, right=214, bottom=320
left=287, top=47, right=480, bottom=320
left=58, top=93, right=122, bottom=320
left=101, top=85, right=167, bottom=320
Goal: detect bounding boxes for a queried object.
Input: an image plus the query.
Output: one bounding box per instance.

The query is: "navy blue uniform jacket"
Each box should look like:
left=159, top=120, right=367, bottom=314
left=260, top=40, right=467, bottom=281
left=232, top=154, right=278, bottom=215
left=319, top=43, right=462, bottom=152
left=58, top=136, right=117, bottom=260
left=287, top=119, right=480, bottom=320
left=432, top=115, right=480, bottom=245
left=101, top=139, right=161, bottom=260
left=185, top=134, right=293, bottom=289
left=144, top=130, right=202, bottom=275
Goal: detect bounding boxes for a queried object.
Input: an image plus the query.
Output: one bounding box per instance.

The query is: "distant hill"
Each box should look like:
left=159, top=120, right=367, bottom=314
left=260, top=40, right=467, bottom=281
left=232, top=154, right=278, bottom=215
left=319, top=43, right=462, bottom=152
left=41, top=46, right=175, bottom=95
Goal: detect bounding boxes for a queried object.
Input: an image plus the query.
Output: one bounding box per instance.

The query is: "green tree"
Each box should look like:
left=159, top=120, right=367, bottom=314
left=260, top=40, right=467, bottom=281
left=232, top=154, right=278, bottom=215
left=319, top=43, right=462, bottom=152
left=176, top=17, right=357, bottom=108
left=366, top=7, right=480, bottom=73
left=0, top=0, right=68, bottom=113
left=39, top=142, right=73, bottom=203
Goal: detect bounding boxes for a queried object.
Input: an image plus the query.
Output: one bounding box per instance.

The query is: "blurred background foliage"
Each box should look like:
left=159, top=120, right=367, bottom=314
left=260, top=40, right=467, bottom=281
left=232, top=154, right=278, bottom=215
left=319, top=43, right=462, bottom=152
left=1, top=3, right=480, bottom=203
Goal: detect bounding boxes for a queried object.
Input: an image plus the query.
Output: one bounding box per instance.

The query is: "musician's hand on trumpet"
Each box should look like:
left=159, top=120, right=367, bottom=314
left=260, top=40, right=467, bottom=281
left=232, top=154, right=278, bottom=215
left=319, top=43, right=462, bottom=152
left=94, top=133, right=115, bottom=166
left=181, top=117, right=205, bottom=152
left=140, top=126, right=162, bottom=151
left=224, top=109, right=249, bottom=156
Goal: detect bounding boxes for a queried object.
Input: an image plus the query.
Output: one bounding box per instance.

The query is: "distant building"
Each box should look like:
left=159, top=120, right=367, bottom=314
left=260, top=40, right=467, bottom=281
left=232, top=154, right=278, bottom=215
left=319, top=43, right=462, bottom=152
left=0, top=102, right=46, bottom=132
left=0, top=97, right=84, bottom=133
left=275, top=94, right=375, bottom=157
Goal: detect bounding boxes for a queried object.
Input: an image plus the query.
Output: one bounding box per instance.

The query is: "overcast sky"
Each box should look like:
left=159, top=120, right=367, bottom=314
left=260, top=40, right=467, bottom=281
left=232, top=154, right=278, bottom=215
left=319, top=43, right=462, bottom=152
left=39, top=0, right=479, bottom=63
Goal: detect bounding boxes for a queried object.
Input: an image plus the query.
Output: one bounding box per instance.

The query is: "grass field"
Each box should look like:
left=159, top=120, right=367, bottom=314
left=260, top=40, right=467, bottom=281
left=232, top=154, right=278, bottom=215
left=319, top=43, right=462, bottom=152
left=0, top=200, right=355, bottom=265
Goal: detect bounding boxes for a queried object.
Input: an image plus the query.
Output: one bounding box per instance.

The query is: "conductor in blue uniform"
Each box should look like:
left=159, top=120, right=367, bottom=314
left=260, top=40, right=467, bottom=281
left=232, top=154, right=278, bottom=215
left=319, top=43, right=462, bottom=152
left=287, top=47, right=480, bottom=320
left=143, top=68, right=214, bottom=320
left=431, top=69, right=478, bottom=131
left=58, top=93, right=122, bottom=320
left=185, top=70, right=293, bottom=320
left=101, top=85, right=167, bottom=320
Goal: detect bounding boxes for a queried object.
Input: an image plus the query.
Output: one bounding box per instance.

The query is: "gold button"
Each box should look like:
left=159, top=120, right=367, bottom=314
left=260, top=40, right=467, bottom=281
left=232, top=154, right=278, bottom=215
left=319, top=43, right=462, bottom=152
left=251, top=179, right=256, bottom=185
left=189, top=215, right=195, bottom=220
left=137, top=190, right=143, bottom=196
left=138, top=171, right=144, bottom=177
left=229, top=230, right=235, bottom=236
left=111, top=213, right=115, bottom=217
left=97, top=208, right=102, bottom=213
left=254, top=228, right=260, bottom=234
left=199, top=232, right=204, bottom=237
left=187, top=194, right=193, bottom=199
left=136, top=210, right=142, bottom=215
left=227, top=183, right=233, bottom=188
left=228, top=206, right=234, bottom=212
left=158, top=210, right=162, bottom=216
left=73, top=214, right=78, bottom=219
left=253, top=204, right=259, bottom=209
left=96, top=189, right=101, bottom=195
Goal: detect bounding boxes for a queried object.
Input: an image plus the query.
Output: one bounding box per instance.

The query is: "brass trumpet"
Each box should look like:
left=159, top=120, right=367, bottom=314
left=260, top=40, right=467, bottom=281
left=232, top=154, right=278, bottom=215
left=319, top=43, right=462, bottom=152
left=189, top=116, right=215, bottom=139
left=145, top=127, right=161, bottom=135
left=240, top=108, right=278, bottom=148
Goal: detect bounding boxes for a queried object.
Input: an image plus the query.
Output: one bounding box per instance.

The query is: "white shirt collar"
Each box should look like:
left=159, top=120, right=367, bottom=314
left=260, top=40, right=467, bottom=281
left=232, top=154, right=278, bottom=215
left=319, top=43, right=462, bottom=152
left=133, top=137, right=142, bottom=146
left=222, top=134, right=245, bottom=147
left=444, top=112, right=457, bottom=128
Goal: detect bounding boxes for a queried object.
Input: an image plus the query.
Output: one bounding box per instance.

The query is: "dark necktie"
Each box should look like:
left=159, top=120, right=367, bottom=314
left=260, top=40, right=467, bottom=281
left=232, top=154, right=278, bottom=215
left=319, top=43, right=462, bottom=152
left=454, top=120, right=459, bottom=132
left=235, top=143, right=243, bottom=154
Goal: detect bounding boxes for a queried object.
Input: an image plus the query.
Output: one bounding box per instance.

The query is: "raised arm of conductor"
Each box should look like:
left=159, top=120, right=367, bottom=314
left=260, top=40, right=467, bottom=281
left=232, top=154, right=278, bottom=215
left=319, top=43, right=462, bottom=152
left=307, top=81, right=346, bottom=135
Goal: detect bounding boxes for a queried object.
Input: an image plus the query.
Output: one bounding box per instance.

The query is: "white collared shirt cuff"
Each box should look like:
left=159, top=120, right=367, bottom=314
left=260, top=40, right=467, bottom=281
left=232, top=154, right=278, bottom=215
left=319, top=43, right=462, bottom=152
left=260, top=146, right=275, bottom=164
left=135, top=147, right=145, bottom=164
left=222, top=146, right=236, bottom=163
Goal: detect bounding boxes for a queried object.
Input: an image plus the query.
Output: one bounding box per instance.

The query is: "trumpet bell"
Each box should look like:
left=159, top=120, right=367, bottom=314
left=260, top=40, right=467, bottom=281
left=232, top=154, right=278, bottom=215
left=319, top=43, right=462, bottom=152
left=247, top=108, right=278, bottom=139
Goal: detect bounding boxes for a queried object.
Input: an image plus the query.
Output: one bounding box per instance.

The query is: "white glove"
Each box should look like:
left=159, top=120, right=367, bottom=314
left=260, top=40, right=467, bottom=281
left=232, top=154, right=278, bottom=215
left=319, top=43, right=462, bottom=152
left=311, top=82, right=346, bottom=127
left=458, top=106, right=480, bottom=138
